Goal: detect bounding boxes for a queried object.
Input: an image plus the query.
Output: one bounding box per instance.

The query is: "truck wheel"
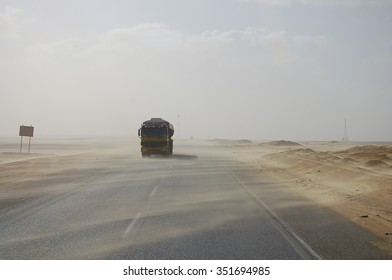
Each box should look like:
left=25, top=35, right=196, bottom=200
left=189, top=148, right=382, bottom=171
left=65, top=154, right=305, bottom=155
left=142, top=153, right=149, bottom=158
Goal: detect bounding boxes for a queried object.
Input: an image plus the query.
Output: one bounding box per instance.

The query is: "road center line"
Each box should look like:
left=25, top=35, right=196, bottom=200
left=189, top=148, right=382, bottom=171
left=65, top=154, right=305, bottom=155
left=123, top=176, right=164, bottom=238
left=149, top=175, right=165, bottom=197
left=150, top=185, right=159, bottom=197
left=123, top=212, right=141, bottom=238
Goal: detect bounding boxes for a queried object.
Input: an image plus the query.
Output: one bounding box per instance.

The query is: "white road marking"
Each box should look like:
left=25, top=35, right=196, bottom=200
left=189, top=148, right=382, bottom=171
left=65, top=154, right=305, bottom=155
left=228, top=169, right=321, bottom=260
left=150, top=185, right=159, bottom=197
left=122, top=175, right=164, bottom=238
left=149, top=175, right=165, bottom=197
left=123, top=212, right=141, bottom=238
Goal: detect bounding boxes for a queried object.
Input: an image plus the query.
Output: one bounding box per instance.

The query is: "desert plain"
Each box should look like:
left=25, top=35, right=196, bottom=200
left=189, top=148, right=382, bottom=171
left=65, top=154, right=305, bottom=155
left=0, top=137, right=391, bottom=256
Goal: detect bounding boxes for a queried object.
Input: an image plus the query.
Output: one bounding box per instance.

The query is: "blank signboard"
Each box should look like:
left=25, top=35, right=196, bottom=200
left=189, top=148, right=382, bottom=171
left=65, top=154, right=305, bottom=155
left=19, top=126, right=34, bottom=137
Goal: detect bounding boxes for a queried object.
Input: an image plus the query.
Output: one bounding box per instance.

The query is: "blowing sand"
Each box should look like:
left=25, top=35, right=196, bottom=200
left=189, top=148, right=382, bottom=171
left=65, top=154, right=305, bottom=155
left=226, top=139, right=392, bottom=252
left=1, top=137, right=392, bottom=254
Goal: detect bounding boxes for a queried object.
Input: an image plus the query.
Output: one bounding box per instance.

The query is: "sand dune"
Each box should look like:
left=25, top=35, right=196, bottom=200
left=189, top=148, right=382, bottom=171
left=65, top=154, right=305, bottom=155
left=260, top=140, right=302, bottom=147
left=335, top=145, right=392, bottom=170
left=230, top=141, right=392, bottom=252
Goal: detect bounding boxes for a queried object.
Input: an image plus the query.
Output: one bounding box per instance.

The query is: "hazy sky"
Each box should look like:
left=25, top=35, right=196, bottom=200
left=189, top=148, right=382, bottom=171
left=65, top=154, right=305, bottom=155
left=1, top=0, right=391, bottom=141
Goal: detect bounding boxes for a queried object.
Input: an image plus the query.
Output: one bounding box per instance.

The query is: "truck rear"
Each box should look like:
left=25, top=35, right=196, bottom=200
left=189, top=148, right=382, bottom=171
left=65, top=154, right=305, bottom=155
left=138, top=118, right=174, bottom=157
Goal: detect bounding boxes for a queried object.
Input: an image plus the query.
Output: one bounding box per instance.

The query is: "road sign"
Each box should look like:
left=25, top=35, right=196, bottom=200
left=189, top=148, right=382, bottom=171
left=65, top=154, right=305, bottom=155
left=19, top=125, right=34, bottom=137
left=19, top=125, right=34, bottom=152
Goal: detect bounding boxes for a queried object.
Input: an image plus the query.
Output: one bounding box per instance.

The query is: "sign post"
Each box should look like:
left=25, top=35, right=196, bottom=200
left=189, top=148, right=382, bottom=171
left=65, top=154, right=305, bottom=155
left=19, top=125, right=34, bottom=153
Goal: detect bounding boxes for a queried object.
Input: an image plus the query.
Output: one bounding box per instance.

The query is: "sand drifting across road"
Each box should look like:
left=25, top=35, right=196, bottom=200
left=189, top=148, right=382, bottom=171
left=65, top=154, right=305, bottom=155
left=227, top=140, right=392, bottom=252
left=0, top=138, right=140, bottom=206
left=1, top=137, right=392, bottom=253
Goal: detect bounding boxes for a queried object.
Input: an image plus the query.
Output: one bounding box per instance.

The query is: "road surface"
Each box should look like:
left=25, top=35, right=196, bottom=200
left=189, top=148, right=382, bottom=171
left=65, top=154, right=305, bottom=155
left=0, top=140, right=390, bottom=259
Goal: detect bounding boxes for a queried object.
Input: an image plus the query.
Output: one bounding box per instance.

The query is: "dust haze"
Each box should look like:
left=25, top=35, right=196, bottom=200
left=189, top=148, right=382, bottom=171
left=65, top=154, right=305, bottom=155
left=1, top=1, right=392, bottom=141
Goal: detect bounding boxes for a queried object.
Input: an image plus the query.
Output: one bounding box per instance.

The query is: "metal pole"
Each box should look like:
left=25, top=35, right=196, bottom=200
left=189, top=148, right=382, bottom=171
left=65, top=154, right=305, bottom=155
left=20, top=136, right=23, bottom=153
left=28, top=136, right=31, bottom=153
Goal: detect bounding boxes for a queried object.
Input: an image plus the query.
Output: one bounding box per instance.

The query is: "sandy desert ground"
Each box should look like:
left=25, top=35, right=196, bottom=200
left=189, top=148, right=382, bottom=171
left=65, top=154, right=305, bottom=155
left=221, top=139, right=392, bottom=253
left=1, top=137, right=392, bottom=255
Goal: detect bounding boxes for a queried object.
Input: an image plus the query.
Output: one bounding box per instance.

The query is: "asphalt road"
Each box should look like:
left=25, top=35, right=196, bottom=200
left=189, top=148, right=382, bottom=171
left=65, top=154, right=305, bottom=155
left=0, top=142, right=390, bottom=259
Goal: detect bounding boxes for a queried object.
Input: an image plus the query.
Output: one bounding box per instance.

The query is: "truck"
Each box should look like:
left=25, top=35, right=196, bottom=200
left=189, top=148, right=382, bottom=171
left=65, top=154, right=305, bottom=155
left=138, top=118, right=174, bottom=157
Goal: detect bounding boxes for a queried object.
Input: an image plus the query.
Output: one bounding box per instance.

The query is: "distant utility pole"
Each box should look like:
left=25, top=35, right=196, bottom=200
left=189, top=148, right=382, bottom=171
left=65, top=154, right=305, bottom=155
left=342, top=119, right=349, bottom=141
